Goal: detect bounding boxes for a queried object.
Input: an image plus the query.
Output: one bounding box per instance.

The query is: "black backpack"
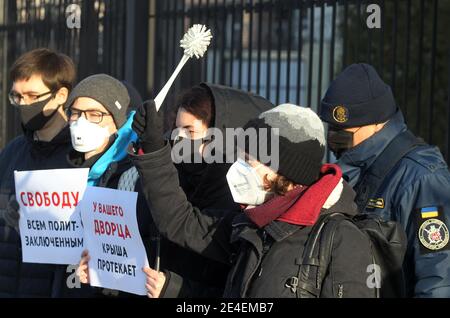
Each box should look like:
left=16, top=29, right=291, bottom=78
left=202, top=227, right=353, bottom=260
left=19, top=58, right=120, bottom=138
left=288, top=212, right=407, bottom=298
left=289, top=131, right=425, bottom=298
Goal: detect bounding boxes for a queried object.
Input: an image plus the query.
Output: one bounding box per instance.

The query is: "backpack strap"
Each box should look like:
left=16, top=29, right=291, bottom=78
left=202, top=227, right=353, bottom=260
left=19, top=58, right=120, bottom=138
left=354, top=130, right=425, bottom=212
left=291, top=213, right=347, bottom=298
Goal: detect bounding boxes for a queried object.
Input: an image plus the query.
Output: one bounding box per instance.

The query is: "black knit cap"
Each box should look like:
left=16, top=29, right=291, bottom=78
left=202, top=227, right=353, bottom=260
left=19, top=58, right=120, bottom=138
left=241, top=104, right=326, bottom=186
left=319, top=63, right=397, bottom=128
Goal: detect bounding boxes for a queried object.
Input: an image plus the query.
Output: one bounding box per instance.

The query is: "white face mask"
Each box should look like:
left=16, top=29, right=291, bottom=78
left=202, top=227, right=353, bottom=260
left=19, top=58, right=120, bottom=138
left=70, top=116, right=110, bottom=153
left=226, top=159, right=272, bottom=206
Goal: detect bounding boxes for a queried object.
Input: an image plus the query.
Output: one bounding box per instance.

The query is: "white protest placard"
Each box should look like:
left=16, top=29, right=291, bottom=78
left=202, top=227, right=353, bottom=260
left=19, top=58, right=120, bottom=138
left=14, top=168, right=89, bottom=264
left=80, top=186, right=149, bottom=296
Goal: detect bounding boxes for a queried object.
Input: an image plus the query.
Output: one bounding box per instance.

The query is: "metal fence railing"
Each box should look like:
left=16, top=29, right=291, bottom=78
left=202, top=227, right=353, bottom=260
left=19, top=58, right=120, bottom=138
left=1, top=0, right=449, bottom=165
left=150, top=0, right=450, bottom=164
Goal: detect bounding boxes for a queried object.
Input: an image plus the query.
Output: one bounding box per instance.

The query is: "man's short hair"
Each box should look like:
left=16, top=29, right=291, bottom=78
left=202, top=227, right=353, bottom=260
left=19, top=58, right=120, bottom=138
left=10, top=48, right=76, bottom=92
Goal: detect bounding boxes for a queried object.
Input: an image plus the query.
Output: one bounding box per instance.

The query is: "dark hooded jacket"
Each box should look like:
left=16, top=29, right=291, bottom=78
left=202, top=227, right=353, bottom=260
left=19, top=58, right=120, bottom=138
left=156, top=83, right=274, bottom=297
left=175, top=83, right=275, bottom=211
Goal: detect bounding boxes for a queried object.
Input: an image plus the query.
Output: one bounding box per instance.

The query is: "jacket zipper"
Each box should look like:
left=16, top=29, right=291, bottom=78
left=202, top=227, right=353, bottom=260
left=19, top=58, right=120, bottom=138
left=241, top=230, right=271, bottom=296
left=337, top=284, right=344, bottom=298
left=258, top=231, right=272, bottom=277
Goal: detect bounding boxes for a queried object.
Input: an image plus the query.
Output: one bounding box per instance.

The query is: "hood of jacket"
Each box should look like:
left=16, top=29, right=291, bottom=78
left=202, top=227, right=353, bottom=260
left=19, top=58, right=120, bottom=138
left=201, top=83, right=274, bottom=133
left=177, top=84, right=274, bottom=209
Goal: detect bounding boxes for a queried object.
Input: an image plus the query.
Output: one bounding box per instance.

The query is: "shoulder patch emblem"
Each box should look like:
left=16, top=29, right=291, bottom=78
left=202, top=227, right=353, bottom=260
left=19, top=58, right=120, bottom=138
left=418, top=219, right=449, bottom=251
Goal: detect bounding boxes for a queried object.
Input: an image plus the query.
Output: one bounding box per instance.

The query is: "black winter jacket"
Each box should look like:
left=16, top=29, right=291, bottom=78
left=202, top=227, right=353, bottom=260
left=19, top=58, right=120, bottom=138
left=132, top=144, right=377, bottom=298
left=0, top=127, right=91, bottom=298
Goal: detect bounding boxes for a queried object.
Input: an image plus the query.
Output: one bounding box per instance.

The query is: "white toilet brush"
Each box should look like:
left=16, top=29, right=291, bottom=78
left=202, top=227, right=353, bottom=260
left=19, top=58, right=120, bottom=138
left=154, top=24, right=213, bottom=111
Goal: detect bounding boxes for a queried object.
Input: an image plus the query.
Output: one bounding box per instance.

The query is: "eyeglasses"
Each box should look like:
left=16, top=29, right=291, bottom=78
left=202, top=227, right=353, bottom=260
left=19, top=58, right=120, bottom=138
left=8, top=90, right=55, bottom=106
left=66, top=108, right=112, bottom=124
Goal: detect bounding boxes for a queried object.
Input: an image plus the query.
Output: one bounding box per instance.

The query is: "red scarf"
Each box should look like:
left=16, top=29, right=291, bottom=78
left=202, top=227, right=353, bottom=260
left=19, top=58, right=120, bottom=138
left=244, top=164, right=343, bottom=228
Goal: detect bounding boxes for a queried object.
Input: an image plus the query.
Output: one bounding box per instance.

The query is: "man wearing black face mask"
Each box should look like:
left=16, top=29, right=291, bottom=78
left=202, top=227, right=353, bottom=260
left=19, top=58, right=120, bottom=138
left=0, top=48, right=84, bottom=297
left=319, top=63, right=450, bottom=298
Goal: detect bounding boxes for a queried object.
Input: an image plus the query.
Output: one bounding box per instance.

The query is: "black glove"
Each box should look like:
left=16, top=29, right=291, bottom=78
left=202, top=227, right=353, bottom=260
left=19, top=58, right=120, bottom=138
left=132, top=100, right=165, bottom=153
left=0, top=195, right=20, bottom=232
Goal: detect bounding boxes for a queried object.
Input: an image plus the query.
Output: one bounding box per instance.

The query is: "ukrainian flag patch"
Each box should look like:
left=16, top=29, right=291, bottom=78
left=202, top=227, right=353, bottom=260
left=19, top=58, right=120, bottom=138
left=421, top=206, right=439, bottom=219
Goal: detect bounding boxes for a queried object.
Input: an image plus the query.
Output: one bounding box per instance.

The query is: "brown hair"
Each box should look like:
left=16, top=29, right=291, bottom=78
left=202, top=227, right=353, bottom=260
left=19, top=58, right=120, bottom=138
left=176, top=85, right=215, bottom=127
left=10, top=48, right=76, bottom=92
left=263, top=174, right=297, bottom=196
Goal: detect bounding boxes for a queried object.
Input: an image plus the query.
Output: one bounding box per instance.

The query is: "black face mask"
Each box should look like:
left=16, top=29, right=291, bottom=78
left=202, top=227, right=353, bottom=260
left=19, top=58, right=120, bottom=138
left=171, top=136, right=209, bottom=174
left=16, top=95, right=60, bottom=132
left=327, top=129, right=355, bottom=159
left=177, top=161, right=208, bottom=175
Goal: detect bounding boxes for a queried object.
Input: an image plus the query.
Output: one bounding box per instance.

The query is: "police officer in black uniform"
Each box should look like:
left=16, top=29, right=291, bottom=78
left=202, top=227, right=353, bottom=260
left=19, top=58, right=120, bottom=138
left=319, top=63, right=450, bottom=297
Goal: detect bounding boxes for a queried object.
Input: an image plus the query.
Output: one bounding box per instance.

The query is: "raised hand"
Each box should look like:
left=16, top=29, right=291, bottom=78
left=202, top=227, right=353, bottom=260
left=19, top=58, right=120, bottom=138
left=132, top=100, right=165, bottom=153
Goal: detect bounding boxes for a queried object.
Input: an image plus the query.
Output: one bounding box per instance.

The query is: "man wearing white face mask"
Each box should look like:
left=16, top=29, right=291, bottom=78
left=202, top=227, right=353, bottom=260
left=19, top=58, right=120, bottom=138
left=65, top=74, right=154, bottom=298
left=130, top=102, right=381, bottom=298
left=65, top=74, right=136, bottom=183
